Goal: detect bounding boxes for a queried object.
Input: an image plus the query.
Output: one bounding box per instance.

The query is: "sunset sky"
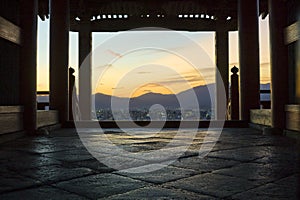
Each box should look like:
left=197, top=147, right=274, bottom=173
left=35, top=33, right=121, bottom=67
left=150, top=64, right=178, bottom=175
left=37, top=16, right=270, bottom=97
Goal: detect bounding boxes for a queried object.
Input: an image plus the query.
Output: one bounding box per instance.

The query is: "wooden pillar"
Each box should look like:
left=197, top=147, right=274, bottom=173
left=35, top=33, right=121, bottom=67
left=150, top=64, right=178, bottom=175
left=69, top=67, right=75, bottom=121
left=215, top=30, right=229, bottom=120
left=50, top=0, right=70, bottom=123
left=238, top=0, right=260, bottom=121
left=230, top=66, right=240, bottom=120
left=19, top=0, right=38, bottom=134
left=269, top=0, right=289, bottom=131
left=79, top=20, right=92, bottom=120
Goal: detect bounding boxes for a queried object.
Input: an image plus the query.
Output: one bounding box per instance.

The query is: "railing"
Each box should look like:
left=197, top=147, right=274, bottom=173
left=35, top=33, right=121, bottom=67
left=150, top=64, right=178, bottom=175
left=229, top=66, right=271, bottom=120
left=260, top=89, right=271, bottom=109
left=37, top=91, right=50, bottom=110
left=36, top=67, right=75, bottom=120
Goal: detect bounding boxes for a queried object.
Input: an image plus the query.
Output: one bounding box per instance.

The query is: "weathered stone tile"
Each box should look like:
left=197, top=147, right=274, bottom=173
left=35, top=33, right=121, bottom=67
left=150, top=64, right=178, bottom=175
left=0, top=186, right=88, bottom=200
left=24, top=143, right=70, bottom=154
left=41, top=140, right=85, bottom=150
left=1, top=139, right=69, bottom=154
left=104, top=186, right=215, bottom=200
left=72, top=159, right=115, bottom=173
left=164, top=173, right=258, bottom=198
left=6, top=154, right=62, bottom=171
left=210, top=142, right=250, bottom=152
left=213, top=162, right=287, bottom=185
left=20, top=165, right=94, bottom=184
left=0, top=127, right=298, bottom=199
left=0, top=171, right=41, bottom=193
left=126, top=146, right=198, bottom=163
left=274, top=173, right=300, bottom=188
left=0, top=150, right=30, bottom=161
left=171, top=156, right=239, bottom=173
left=207, top=146, right=269, bottom=162
left=232, top=175, right=300, bottom=200
left=115, top=165, right=197, bottom=184
left=54, top=173, right=149, bottom=199
left=97, top=155, right=150, bottom=171
left=43, top=149, right=94, bottom=162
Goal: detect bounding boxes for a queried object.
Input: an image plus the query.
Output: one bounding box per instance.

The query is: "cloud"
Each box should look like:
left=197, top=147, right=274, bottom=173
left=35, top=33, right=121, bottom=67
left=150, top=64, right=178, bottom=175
left=106, top=50, right=123, bottom=58
left=143, top=83, right=161, bottom=88
left=111, top=87, right=124, bottom=90
left=137, top=71, right=151, bottom=74
left=230, top=62, right=239, bottom=66
left=95, top=64, right=113, bottom=68
left=260, top=62, right=270, bottom=67
left=156, top=76, right=204, bottom=85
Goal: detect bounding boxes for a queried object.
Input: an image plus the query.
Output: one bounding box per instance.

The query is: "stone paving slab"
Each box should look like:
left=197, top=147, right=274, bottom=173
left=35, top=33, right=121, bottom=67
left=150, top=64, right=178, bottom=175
left=20, top=164, right=94, bottom=184
left=42, top=149, right=95, bottom=163
left=171, top=156, right=240, bottom=173
left=0, top=127, right=298, bottom=199
left=0, top=170, right=41, bottom=194
left=213, top=162, right=288, bottom=185
left=115, top=165, right=198, bottom=184
left=163, top=173, right=261, bottom=198
left=99, top=155, right=150, bottom=170
left=207, top=146, right=270, bottom=162
left=104, top=186, right=215, bottom=200
left=4, top=154, right=62, bottom=171
left=54, top=173, right=150, bottom=199
left=0, top=185, right=88, bottom=200
left=232, top=174, right=300, bottom=200
left=72, top=158, right=115, bottom=173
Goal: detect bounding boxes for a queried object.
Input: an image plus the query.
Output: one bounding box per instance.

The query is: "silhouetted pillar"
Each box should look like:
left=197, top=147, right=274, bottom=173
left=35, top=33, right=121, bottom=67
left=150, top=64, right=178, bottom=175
left=269, top=0, right=289, bottom=131
left=238, top=0, right=260, bottom=121
left=50, top=0, right=70, bottom=123
left=215, top=30, right=229, bottom=120
left=79, top=20, right=92, bottom=120
left=69, top=67, right=75, bottom=121
left=230, top=66, right=240, bottom=120
left=19, top=0, right=38, bottom=134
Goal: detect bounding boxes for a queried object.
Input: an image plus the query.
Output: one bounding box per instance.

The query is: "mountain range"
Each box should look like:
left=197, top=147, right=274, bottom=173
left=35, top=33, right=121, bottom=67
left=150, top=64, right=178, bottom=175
left=37, top=83, right=270, bottom=110
left=94, top=84, right=216, bottom=110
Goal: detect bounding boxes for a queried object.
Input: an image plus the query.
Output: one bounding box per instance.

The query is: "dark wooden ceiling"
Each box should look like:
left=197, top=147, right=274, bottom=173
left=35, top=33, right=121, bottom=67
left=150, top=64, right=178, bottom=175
left=38, top=0, right=269, bottom=32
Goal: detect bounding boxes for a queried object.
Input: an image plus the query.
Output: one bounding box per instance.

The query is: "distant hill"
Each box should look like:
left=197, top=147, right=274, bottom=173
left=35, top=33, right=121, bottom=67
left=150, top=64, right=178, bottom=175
left=260, top=83, right=270, bottom=90
left=37, top=83, right=270, bottom=109
left=94, top=84, right=215, bottom=110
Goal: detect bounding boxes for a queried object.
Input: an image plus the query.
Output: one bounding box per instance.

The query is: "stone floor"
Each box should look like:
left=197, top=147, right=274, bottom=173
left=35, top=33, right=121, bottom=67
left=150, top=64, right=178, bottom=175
left=0, top=128, right=299, bottom=199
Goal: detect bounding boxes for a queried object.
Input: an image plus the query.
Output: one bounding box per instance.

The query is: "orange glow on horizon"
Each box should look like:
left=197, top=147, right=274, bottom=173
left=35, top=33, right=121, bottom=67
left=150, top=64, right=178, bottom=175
left=129, top=83, right=175, bottom=98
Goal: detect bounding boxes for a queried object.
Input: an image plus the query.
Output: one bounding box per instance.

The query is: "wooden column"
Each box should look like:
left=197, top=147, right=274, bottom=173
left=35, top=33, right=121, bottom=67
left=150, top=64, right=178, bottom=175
left=238, top=0, right=260, bottom=121
left=215, top=30, right=229, bottom=120
left=50, top=0, right=70, bottom=123
left=269, top=0, right=289, bottom=131
left=79, top=20, right=92, bottom=120
left=69, top=67, right=75, bottom=121
left=19, top=0, right=38, bottom=134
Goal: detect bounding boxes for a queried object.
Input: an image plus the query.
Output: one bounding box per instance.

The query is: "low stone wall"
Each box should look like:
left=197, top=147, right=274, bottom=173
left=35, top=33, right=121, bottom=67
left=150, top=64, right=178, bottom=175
left=286, top=105, right=300, bottom=132
left=250, top=109, right=271, bottom=126
left=0, top=106, right=23, bottom=135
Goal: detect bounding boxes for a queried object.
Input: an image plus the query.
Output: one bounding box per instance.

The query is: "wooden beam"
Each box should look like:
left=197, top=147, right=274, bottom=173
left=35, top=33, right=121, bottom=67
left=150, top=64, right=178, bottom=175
left=285, top=21, right=299, bottom=45
left=70, top=18, right=237, bottom=32
left=0, top=16, right=21, bottom=44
